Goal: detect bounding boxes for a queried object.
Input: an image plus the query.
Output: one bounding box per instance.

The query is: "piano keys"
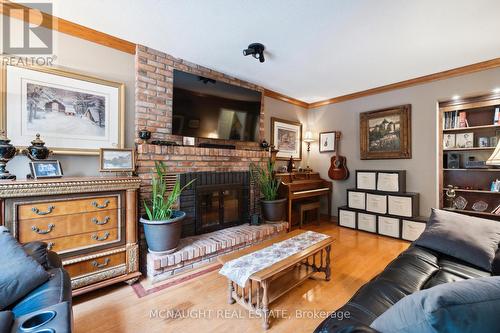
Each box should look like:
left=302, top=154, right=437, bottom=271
left=277, top=172, right=332, bottom=228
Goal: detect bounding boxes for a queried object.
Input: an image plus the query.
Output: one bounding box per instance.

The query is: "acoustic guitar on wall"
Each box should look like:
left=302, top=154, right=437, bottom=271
left=328, top=132, right=349, bottom=181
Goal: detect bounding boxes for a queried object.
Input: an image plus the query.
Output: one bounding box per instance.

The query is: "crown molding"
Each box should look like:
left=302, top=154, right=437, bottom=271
left=0, top=1, right=136, bottom=54
left=263, top=89, right=309, bottom=108
left=308, top=57, right=500, bottom=109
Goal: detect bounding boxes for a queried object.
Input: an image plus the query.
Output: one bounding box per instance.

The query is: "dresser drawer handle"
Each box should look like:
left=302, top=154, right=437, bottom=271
left=31, top=205, right=55, bottom=216
left=92, top=200, right=110, bottom=209
left=91, top=258, right=110, bottom=269
left=91, top=232, right=110, bottom=241
left=31, top=223, right=55, bottom=234
left=47, top=242, right=55, bottom=251
left=91, top=216, right=110, bottom=225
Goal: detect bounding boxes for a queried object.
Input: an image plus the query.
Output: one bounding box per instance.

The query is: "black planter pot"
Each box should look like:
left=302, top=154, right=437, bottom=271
left=261, top=198, right=287, bottom=222
left=140, top=210, right=186, bottom=254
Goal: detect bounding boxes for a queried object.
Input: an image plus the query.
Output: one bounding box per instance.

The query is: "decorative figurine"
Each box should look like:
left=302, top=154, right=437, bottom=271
left=22, top=134, right=52, bottom=160
left=445, top=185, right=457, bottom=208
left=0, top=131, right=18, bottom=180
left=138, top=128, right=151, bottom=142
left=260, top=140, right=270, bottom=150
left=287, top=156, right=294, bottom=172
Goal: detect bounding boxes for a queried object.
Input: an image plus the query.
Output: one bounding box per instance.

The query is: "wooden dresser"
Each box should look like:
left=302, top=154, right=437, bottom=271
left=0, top=177, right=142, bottom=296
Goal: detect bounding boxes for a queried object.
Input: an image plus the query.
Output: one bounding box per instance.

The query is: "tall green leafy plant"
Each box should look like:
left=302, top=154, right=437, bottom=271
left=250, top=158, right=280, bottom=201
left=143, top=161, right=195, bottom=221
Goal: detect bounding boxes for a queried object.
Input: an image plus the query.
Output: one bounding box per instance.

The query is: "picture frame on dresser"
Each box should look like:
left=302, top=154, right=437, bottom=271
left=0, top=64, right=125, bottom=155
left=360, top=104, right=412, bottom=160
left=99, top=148, right=135, bottom=172
left=29, top=160, right=63, bottom=179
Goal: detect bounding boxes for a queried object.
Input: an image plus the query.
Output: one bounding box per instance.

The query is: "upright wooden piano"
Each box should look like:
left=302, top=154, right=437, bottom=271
left=277, top=172, right=332, bottom=227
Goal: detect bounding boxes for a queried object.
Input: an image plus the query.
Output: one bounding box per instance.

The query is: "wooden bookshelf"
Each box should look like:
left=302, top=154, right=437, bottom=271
left=439, top=93, right=500, bottom=221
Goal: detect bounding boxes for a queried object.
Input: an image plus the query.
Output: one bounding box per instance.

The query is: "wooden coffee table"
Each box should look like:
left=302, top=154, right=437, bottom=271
left=218, top=230, right=333, bottom=330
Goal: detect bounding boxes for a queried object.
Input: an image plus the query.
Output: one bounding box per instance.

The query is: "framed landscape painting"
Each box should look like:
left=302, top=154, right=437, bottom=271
left=1, top=65, right=124, bottom=155
left=271, top=117, right=302, bottom=160
left=99, top=148, right=135, bottom=172
left=360, top=104, right=411, bottom=160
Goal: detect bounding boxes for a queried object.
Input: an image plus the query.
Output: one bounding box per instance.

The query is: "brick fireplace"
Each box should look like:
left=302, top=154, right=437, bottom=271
left=179, top=171, right=250, bottom=237
left=134, top=45, right=284, bottom=281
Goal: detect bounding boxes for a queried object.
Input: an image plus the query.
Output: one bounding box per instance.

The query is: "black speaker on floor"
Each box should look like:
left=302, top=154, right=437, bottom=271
left=447, top=153, right=460, bottom=169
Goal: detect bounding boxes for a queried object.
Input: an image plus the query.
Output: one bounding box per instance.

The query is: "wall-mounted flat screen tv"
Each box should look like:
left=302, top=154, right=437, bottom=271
left=172, top=70, right=261, bottom=142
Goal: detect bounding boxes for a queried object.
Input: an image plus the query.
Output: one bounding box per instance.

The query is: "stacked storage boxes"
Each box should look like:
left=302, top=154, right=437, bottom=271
left=338, top=170, right=427, bottom=241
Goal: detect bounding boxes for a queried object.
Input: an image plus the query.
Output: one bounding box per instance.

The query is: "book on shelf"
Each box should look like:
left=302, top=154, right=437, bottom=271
left=494, top=107, right=500, bottom=125
left=444, top=111, right=468, bottom=129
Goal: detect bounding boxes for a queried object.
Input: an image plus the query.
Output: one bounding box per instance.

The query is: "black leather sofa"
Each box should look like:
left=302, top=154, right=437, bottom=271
left=314, top=245, right=492, bottom=333
left=0, top=241, right=72, bottom=332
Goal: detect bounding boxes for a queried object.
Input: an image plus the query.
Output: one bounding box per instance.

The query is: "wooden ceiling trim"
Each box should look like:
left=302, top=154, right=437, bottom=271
left=0, top=1, right=136, bottom=54
left=308, top=57, right=500, bottom=109
left=263, top=89, right=309, bottom=108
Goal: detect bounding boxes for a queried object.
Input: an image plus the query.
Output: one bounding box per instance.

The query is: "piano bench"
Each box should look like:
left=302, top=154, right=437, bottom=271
left=299, top=201, right=321, bottom=228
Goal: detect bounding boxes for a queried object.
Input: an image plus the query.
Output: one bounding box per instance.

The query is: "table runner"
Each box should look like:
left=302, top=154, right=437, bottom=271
left=219, top=231, right=329, bottom=287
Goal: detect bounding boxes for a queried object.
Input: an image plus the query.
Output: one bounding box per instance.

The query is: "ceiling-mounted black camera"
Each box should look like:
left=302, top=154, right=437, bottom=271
left=243, top=43, right=265, bottom=63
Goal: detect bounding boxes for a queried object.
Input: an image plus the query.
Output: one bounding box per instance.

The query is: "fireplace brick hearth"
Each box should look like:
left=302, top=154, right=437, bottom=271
left=146, top=222, right=288, bottom=283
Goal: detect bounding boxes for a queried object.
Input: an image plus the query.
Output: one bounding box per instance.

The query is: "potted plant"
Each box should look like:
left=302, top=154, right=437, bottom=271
left=140, top=161, right=195, bottom=254
left=250, top=159, right=286, bottom=222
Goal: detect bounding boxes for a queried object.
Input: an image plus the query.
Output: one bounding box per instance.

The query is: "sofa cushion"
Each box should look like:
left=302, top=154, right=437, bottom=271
left=414, top=209, right=500, bottom=271
left=313, top=244, right=492, bottom=333
left=370, top=276, right=500, bottom=333
left=0, top=311, right=13, bottom=333
left=11, top=268, right=72, bottom=318
left=0, top=227, right=49, bottom=310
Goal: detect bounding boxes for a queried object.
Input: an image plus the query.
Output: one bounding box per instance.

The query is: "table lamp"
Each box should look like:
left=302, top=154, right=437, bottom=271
left=303, top=130, right=316, bottom=171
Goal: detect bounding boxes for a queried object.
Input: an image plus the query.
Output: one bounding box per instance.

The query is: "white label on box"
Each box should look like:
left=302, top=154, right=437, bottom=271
left=366, top=193, right=387, bottom=214
left=402, top=220, right=426, bottom=241
left=348, top=191, right=366, bottom=210
left=388, top=196, right=413, bottom=217
left=339, top=210, right=356, bottom=228
left=378, top=216, right=400, bottom=238
left=357, top=172, right=376, bottom=190
left=377, top=173, right=400, bottom=192
left=357, top=213, right=376, bottom=232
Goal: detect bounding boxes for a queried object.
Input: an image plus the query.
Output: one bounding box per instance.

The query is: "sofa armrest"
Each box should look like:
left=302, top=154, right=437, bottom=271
left=22, top=241, right=62, bottom=269
left=22, top=241, right=49, bottom=267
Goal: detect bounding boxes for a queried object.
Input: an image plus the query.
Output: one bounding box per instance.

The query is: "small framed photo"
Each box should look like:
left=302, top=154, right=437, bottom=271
left=443, top=133, right=456, bottom=149
left=319, top=131, right=336, bottom=153
left=478, top=137, right=490, bottom=148
left=183, top=136, right=196, bottom=146
left=29, top=160, right=63, bottom=179
left=99, top=148, right=135, bottom=172
left=455, top=132, right=474, bottom=148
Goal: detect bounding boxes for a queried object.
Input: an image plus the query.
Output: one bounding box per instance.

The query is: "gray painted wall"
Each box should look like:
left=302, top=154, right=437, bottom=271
left=7, top=25, right=136, bottom=178
left=308, top=67, right=500, bottom=217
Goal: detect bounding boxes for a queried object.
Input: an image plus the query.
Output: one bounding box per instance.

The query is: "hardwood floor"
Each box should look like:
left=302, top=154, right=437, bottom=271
left=73, top=222, right=409, bottom=333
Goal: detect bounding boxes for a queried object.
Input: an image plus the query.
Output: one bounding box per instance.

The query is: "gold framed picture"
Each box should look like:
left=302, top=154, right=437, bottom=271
left=1, top=64, right=125, bottom=155
left=271, top=117, right=302, bottom=160
left=99, top=148, right=135, bottom=172
left=360, top=104, right=411, bottom=160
